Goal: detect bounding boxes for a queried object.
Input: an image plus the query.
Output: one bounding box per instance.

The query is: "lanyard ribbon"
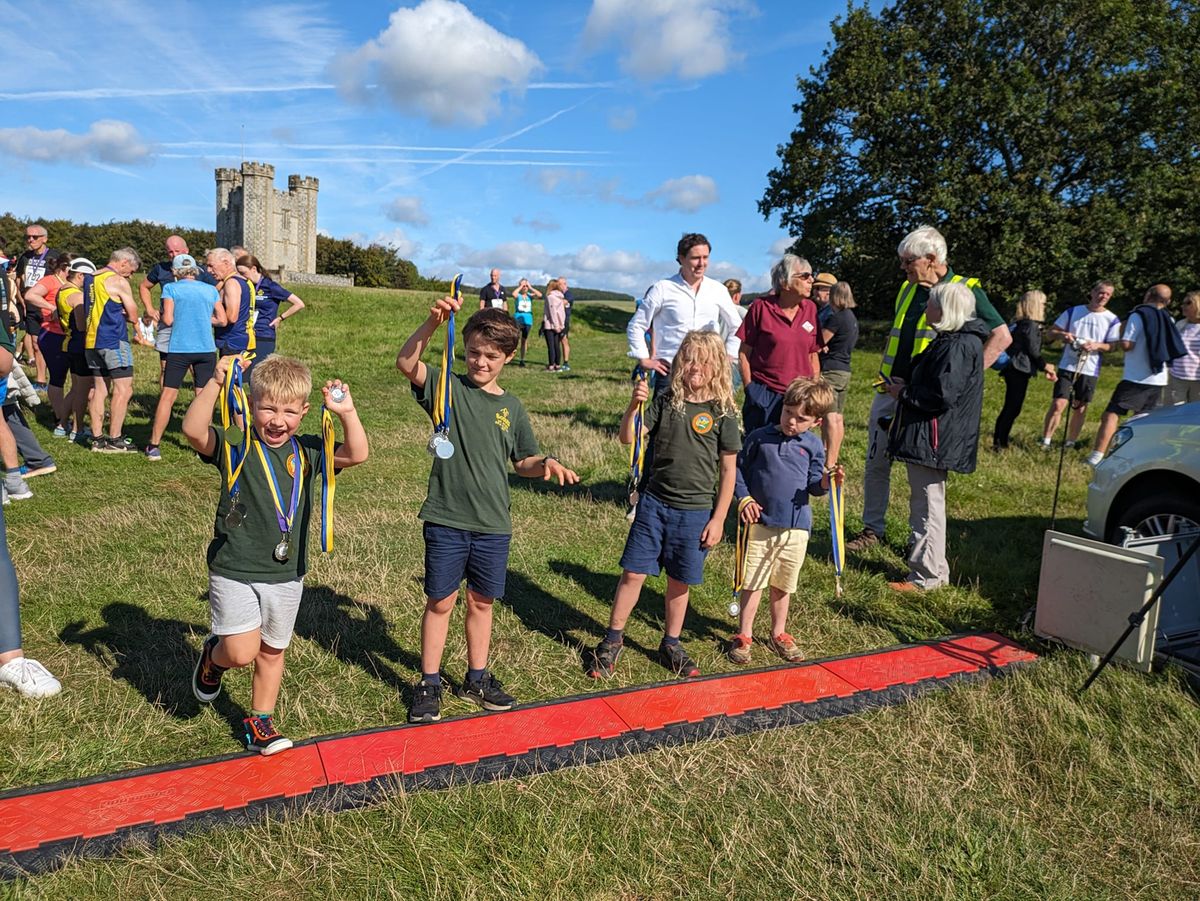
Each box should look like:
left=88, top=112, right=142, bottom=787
left=732, top=496, right=754, bottom=600
left=829, top=480, right=845, bottom=598
left=252, top=436, right=304, bottom=535
left=628, top=367, right=648, bottom=487
left=433, top=274, right=462, bottom=435
left=220, top=362, right=249, bottom=498
left=319, top=407, right=336, bottom=553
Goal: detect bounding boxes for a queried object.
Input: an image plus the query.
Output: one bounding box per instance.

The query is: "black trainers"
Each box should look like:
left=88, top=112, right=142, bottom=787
left=192, top=634, right=226, bottom=703
left=458, top=670, right=515, bottom=711
left=409, top=679, right=443, bottom=723
left=108, top=435, right=137, bottom=453
left=658, top=639, right=700, bottom=678
left=90, top=436, right=111, bottom=453
left=243, top=714, right=293, bottom=755
left=586, top=639, right=624, bottom=679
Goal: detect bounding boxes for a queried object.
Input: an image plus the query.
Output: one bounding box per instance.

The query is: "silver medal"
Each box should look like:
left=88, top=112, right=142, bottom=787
left=273, top=537, right=291, bottom=563
left=225, top=495, right=246, bottom=528
left=329, top=385, right=347, bottom=403
left=427, top=431, right=455, bottom=459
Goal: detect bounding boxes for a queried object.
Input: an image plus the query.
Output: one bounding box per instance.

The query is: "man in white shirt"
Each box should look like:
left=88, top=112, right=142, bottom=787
left=1040, top=280, right=1122, bottom=448
left=626, top=233, right=742, bottom=377
left=1087, top=284, right=1177, bottom=465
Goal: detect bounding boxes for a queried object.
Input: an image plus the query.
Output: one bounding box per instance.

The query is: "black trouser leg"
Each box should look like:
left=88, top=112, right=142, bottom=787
left=993, top=372, right=1031, bottom=448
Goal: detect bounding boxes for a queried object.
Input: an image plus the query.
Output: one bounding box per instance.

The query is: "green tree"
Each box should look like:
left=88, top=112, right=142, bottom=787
left=760, top=0, right=1200, bottom=317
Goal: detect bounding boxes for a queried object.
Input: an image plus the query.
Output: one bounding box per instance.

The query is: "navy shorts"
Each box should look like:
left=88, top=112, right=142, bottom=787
left=423, top=522, right=511, bottom=600
left=619, top=491, right=712, bottom=585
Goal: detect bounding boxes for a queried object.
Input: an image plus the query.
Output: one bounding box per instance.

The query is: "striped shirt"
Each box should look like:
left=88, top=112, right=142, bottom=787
left=1170, top=320, right=1200, bottom=381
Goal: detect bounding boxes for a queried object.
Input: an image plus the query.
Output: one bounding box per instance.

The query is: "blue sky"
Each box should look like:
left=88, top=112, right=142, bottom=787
left=0, top=0, right=865, bottom=293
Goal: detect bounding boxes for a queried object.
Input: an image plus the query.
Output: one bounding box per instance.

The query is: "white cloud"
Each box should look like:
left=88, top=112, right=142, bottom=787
left=583, top=0, right=746, bottom=81
left=532, top=168, right=719, bottom=213
left=513, top=214, right=561, bottom=233
left=645, top=175, right=719, bottom=213
left=607, top=107, right=637, bottom=131
left=769, top=236, right=795, bottom=256
left=0, top=120, right=151, bottom=165
left=328, top=0, right=544, bottom=126
left=350, top=228, right=421, bottom=260
left=384, top=196, right=430, bottom=226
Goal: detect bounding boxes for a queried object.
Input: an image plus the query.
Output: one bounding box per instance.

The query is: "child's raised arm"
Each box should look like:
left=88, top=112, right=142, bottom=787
left=396, top=294, right=460, bottom=389
left=322, top=380, right=369, bottom=469
left=617, top=377, right=650, bottom=446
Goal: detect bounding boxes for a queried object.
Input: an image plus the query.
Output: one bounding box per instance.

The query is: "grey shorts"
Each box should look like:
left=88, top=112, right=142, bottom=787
left=208, top=572, right=303, bottom=649
left=85, top=343, right=134, bottom=379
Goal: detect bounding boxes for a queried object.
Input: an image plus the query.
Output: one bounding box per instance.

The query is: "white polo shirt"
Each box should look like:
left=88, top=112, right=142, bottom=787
left=626, top=273, right=742, bottom=363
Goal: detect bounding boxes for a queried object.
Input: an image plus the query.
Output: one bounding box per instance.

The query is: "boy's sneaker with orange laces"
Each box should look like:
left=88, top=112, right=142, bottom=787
left=727, top=634, right=753, bottom=665
left=244, top=714, right=292, bottom=755
left=766, top=632, right=804, bottom=663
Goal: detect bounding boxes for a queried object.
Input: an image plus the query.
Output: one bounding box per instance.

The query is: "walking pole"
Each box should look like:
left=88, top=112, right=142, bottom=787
left=1050, top=348, right=1090, bottom=531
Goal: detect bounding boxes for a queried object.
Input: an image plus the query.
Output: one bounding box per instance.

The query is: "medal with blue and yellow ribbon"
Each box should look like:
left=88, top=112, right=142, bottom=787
left=252, top=435, right=304, bottom=563
left=429, top=273, right=461, bottom=460
left=628, top=366, right=648, bottom=506
left=829, top=477, right=845, bottom=598
left=220, top=361, right=250, bottom=527
left=319, top=405, right=336, bottom=553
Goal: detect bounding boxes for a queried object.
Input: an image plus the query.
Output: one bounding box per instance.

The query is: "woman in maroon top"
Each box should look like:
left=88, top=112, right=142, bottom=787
left=737, top=254, right=824, bottom=434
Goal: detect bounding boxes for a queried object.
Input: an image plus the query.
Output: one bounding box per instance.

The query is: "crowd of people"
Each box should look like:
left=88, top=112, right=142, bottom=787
left=1, top=221, right=1197, bottom=758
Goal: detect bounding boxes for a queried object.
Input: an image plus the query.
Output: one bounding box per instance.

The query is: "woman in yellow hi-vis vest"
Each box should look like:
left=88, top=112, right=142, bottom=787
left=846, top=226, right=1011, bottom=555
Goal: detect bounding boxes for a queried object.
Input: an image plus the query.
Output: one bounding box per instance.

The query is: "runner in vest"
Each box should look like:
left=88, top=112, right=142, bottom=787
left=847, top=225, right=1010, bottom=552
left=206, top=247, right=257, bottom=359
left=57, top=258, right=96, bottom=440
left=512, top=277, right=541, bottom=367
left=84, top=248, right=141, bottom=453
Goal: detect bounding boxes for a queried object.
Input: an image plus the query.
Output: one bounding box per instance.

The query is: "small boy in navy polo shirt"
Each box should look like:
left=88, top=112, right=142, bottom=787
left=729, top=377, right=842, bottom=664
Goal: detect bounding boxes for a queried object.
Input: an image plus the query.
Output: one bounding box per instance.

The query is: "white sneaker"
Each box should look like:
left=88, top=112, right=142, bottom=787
left=0, top=657, right=62, bottom=698
left=4, top=477, right=32, bottom=501
left=1086, top=450, right=1104, bottom=466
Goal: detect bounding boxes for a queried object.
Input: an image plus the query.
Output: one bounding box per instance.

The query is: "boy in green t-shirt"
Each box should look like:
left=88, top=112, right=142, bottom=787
left=396, top=298, right=578, bottom=723
left=182, top=354, right=368, bottom=754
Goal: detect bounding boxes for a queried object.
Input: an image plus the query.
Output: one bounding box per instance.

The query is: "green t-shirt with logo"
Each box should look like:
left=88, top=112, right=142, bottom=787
left=644, top=392, right=741, bottom=510
left=202, top=425, right=325, bottom=583
left=414, top=365, right=539, bottom=534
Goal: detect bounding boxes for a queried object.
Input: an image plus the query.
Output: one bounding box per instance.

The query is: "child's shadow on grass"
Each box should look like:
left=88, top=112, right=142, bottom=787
left=59, top=601, right=248, bottom=736
left=548, top=560, right=730, bottom=645
left=292, top=584, right=424, bottom=705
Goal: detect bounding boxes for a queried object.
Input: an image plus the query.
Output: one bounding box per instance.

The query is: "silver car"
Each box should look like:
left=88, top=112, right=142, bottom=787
left=1085, top=402, right=1200, bottom=542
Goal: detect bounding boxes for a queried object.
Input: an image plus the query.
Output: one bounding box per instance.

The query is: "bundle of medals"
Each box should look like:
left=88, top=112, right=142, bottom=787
left=428, top=273, right=462, bottom=460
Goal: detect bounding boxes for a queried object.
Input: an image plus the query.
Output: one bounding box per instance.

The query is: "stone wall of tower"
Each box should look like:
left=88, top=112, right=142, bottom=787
left=215, top=162, right=319, bottom=274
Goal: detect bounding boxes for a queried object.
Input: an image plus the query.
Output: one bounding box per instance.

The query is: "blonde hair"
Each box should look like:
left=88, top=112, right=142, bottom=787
left=829, top=280, right=856, bottom=310
left=1014, top=289, right=1046, bottom=322
left=723, top=278, right=742, bottom=296
left=667, top=330, right=736, bottom=415
left=782, top=377, right=837, bottom=417
left=250, top=355, right=312, bottom=404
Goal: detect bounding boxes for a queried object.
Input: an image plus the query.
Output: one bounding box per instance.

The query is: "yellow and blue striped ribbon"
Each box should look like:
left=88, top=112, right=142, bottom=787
left=732, top=496, right=755, bottom=600
left=433, top=274, right=462, bottom=434
left=628, top=367, right=648, bottom=486
left=251, top=436, right=304, bottom=533
left=219, top=361, right=249, bottom=498
left=829, top=479, right=845, bottom=598
left=319, top=407, right=336, bottom=553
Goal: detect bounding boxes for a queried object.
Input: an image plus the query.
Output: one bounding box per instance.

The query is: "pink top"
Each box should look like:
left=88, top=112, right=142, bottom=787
left=736, top=293, right=824, bottom=393
left=544, top=290, right=566, bottom=331
left=1171, top=320, right=1200, bottom=381
left=33, top=274, right=64, bottom=335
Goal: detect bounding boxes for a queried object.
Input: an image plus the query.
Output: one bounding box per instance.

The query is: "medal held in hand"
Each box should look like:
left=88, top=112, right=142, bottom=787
left=429, top=274, right=461, bottom=460
left=253, top=436, right=305, bottom=566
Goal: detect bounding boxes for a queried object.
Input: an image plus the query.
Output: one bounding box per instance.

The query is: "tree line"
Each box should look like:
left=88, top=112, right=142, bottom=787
left=760, top=0, right=1200, bottom=319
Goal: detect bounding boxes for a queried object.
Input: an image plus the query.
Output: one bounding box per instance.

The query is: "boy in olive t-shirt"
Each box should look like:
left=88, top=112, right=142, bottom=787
left=396, top=301, right=578, bottom=724
left=182, top=355, right=369, bottom=755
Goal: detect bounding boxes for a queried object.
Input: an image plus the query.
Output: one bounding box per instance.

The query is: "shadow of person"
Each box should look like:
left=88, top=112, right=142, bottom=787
left=292, top=584, right=424, bottom=704
left=59, top=601, right=247, bottom=732
left=571, top=303, right=629, bottom=334
left=547, top=559, right=730, bottom=645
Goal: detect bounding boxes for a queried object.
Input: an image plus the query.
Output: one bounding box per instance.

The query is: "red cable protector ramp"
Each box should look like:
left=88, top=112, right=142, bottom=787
left=0, top=632, right=1035, bottom=879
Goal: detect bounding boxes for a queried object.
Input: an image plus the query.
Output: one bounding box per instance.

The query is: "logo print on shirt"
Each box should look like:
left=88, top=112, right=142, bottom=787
left=495, top=407, right=511, bottom=432
left=691, top=412, right=714, bottom=434
left=286, top=454, right=297, bottom=477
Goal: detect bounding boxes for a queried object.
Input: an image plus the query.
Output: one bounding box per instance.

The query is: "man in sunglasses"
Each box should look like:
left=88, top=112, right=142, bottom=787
left=847, top=225, right=1010, bottom=553
left=14, top=224, right=61, bottom=388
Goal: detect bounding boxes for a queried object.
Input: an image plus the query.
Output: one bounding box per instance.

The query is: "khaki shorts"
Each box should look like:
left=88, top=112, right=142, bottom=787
left=742, top=524, right=810, bottom=593
left=822, top=369, right=851, bottom=414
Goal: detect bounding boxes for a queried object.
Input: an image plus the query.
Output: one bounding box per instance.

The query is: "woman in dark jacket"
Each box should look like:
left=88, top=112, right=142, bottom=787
left=884, top=281, right=988, bottom=591
left=993, top=290, right=1057, bottom=449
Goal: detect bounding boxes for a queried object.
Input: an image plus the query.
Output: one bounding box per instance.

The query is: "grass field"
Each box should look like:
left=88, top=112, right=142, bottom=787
left=2, top=285, right=1198, bottom=899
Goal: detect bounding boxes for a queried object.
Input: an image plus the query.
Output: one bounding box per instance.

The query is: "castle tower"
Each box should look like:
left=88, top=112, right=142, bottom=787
left=215, top=162, right=319, bottom=274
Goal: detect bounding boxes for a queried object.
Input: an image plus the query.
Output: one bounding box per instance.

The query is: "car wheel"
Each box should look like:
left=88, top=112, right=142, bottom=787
left=1110, top=492, right=1200, bottom=542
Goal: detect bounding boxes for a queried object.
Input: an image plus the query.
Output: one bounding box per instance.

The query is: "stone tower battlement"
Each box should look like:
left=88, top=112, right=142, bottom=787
left=215, top=161, right=318, bottom=275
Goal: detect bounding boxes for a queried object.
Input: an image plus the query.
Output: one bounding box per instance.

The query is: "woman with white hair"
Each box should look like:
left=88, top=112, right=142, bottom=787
left=883, top=280, right=989, bottom=591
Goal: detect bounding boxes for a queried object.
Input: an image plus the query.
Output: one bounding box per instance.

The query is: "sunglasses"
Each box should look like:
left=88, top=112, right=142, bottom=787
left=792, top=272, right=815, bottom=281
left=25, top=234, right=44, bottom=241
